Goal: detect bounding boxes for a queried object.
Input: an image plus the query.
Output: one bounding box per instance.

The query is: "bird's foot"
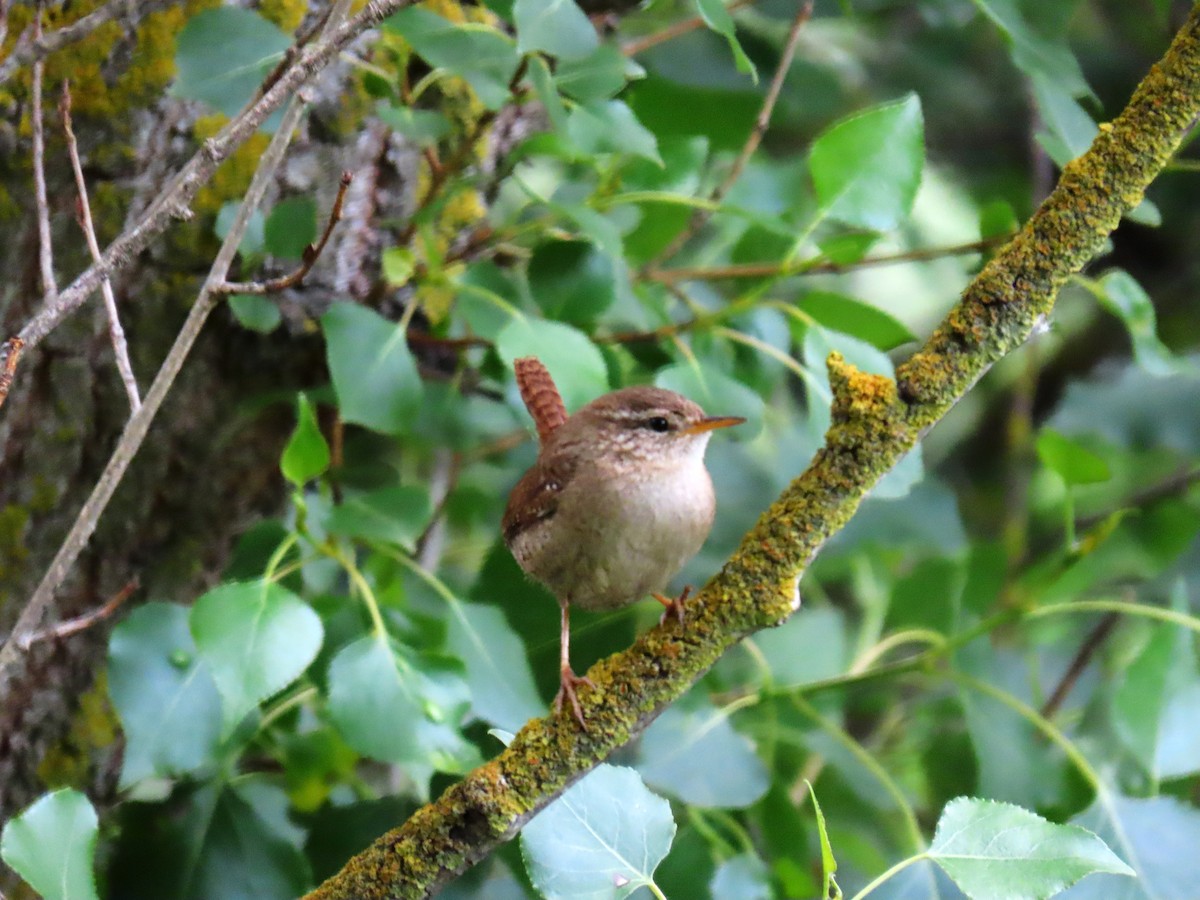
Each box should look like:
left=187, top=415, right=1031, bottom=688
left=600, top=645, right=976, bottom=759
left=653, top=586, right=691, bottom=625
left=554, top=667, right=596, bottom=728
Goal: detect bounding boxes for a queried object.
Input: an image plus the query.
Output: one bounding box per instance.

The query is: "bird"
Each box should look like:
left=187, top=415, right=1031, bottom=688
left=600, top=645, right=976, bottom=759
left=502, top=357, right=743, bottom=726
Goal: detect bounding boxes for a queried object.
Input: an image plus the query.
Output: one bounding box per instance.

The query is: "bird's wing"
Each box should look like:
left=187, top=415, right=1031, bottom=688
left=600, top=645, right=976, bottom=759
left=502, top=450, right=577, bottom=545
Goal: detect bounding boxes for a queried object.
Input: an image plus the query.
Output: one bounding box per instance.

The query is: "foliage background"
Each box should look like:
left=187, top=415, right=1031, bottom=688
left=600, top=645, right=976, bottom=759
left=1, top=0, right=1199, bottom=897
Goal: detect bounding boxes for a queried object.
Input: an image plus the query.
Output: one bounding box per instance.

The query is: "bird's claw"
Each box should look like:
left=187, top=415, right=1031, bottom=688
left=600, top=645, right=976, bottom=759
left=554, top=667, right=596, bottom=729
left=654, top=586, right=691, bottom=625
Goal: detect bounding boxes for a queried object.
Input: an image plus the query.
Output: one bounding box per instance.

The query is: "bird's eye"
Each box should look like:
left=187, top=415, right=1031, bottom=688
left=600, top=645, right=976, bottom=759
left=645, top=416, right=671, bottom=432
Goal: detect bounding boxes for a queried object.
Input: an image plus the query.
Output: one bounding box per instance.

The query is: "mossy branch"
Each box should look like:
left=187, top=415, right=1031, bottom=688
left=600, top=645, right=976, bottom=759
left=305, top=8, right=1200, bottom=899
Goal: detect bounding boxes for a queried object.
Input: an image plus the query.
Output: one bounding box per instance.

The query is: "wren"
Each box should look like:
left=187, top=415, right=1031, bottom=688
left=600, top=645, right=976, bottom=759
left=503, top=358, right=743, bottom=725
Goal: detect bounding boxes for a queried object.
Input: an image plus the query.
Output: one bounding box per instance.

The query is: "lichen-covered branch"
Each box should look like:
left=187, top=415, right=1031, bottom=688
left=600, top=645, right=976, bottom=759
left=307, top=9, right=1200, bottom=899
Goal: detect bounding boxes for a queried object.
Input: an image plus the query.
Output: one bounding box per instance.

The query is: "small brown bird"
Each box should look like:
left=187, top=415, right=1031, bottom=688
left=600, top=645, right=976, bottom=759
left=503, top=358, right=743, bottom=725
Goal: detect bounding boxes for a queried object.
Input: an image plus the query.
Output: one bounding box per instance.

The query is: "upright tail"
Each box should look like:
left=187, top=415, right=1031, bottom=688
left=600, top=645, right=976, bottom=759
left=514, top=357, right=568, bottom=445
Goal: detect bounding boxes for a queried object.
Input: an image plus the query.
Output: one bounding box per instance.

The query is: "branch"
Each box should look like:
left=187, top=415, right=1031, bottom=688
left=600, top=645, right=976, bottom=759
left=15, top=0, right=421, bottom=355
left=31, top=3, right=55, bottom=303
left=648, top=1, right=813, bottom=267
left=647, top=235, right=1008, bottom=283
left=620, top=0, right=755, bottom=57
left=304, top=8, right=1200, bottom=898
left=61, top=80, right=141, bottom=413
left=217, top=171, right=353, bottom=295
left=15, top=579, right=138, bottom=649
left=0, top=0, right=182, bottom=88
left=0, top=1, right=359, bottom=698
left=0, top=338, right=23, bottom=411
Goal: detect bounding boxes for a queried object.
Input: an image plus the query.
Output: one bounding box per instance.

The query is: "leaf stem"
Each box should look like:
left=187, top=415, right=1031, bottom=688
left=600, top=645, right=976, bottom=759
left=849, top=853, right=927, bottom=900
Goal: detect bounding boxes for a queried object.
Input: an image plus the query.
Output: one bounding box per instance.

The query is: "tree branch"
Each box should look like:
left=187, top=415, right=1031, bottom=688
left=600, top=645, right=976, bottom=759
left=14, top=0, right=420, bottom=355
left=304, top=8, right=1200, bottom=898
left=60, top=80, right=141, bottom=413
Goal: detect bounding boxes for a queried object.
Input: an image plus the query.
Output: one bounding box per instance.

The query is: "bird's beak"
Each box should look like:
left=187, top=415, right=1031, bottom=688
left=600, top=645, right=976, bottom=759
left=682, top=416, right=745, bottom=435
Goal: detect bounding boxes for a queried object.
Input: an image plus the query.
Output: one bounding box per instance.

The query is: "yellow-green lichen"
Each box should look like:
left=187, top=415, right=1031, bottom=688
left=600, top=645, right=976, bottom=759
left=259, top=0, right=308, bottom=32
left=0, top=504, right=31, bottom=582
left=36, top=672, right=119, bottom=789
left=192, top=113, right=272, bottom=214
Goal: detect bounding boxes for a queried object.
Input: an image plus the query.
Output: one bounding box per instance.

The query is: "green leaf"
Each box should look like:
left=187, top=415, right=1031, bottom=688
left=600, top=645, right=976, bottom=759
left=1036, top=429, right=1111, bottom=486
left=971, top=0, right=1090, bottom=97
left=636, top=690, right=768, bottom=808
left=527, top=240, right=617, bottom=326
left=494, top=318, right=608, bottom=412
left=567, top=100, right=661, bottom=165
left=263, top=196, right=317, bottom=260
left=796, top=292, right=916, bottom=351
left=326, top=485, right=433, bottom=550
left=929, top=798, right=1133, bottom=898
left=654, top=362, right=765, bottom=441
left=1, top=789, right=99, bottom=900
left=281, top=393, right=330, bottom=487
left=514, top=0, right=597, bottom=61
left=215, top=202, right=265, bottom=259
left=528, top=55, right=569, bottom=134
left=171, top=8, right=292, bottom=119
left=108, top=780, right=310, bottom=900
left=191, top=580, right=323, bottom=733
left=1048, top=359, right=1200, bottom=452
left=382, top=246, right=417, bottom=286
left=809, top=93, right=924, bottom=232
left=1067, top=793, right=1200, bottom=898
left=383, top=8, right=520, bottom=109
left=554, top=44, right=638, bottom=101
left=1112, top=583, right=1200, bottom=779
left=694, top=0, right=757, bottom=80
left=709, top=852, right=771, bottom=900
left=327, top=635, right=478, bottom=773
left=376, top=103, right=452, bottom=146
left=108, top=603, right=223, bottom=787
left=322, top=302, right=423, bottom=435
left=521, top=764, right=675, bottom=899
left=445, top=600, right=543, bottom=731
left=228, top=294, right=282, bottom=333
left=1095, top=270, right=1179, bottom=376
left=810, top=784, right=841, bottom=900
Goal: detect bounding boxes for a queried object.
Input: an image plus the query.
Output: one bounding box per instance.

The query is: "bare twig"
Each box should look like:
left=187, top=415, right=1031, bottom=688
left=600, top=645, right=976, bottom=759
left=1039, top=612, right=1120, bottom=719
left=0, top=0, right=359, bottom=692
left=31, top=4, right=56, bottom=303
left=16, top=0, right=421, bottom=355
left=60, top=81, right=141, bottom=412
left=649, top=1, right=813, bottom=267
left=647, top=235, right=1007, bottom=283
left=0, top=0, right=10, bottom=48
left=16, top=578, right=139, bottom=649
left=217, top=171, right=353, bottom=295
left=0, top=0, right=181, bottom=88
left=0, top=338, right=23, bottom=410
left=621, top=0, right=755, bottom=57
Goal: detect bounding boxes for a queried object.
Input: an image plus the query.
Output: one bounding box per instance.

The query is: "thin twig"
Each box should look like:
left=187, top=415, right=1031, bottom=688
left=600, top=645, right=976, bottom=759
left=0, top=337, right=23, bottom=410
left=621, top=0, right=755, bottom=57
left=1039, top=612, right=1120, bottom=719
left=647, top=235, right=1008, bottom=283
left=60, top=81, right=141, bottom=412
left=16, top=578, right=139, bottom=649
left=217, top=171, right=353, bottom=295
left=1078, top=465, right=1200, bottom=530
left=648, top=0, right=813, bottom=267
left=396, top=58, right=528, bottom=244
left=0, top=0, right=181, bottom=88
left=0, top=0, right=358, bottom=690
left=17, top=0, right=421, bottom=354
left=31, top=4, right=56, bottom=303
